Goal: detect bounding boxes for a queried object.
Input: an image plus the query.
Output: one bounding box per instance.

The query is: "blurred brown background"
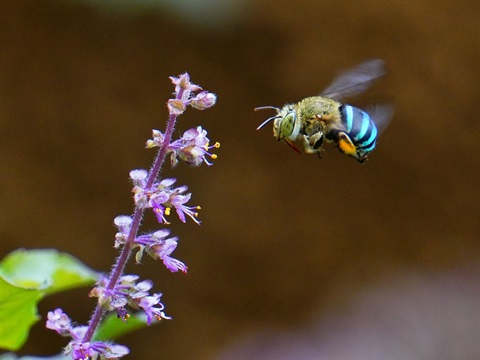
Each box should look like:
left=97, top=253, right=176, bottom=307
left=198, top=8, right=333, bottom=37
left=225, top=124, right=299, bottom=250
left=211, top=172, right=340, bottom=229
left=1, top=1, right=479, bottom=359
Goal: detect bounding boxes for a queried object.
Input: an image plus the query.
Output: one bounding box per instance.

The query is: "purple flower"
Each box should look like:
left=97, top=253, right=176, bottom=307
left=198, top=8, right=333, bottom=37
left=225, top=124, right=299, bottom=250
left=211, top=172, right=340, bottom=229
left=146, top=129, right=165, bottom=149
left=46, top=308, right=72, bottom=336
left=151, top=200, right=170, bottom=224
left=170, top=192, right=201, bottom=224
left=114, top=215, right=133, bottom=234
left=88, top=273, right=173, bottom=326
left=103, top=343, right=130, bottom=358
left=89, top=276, right=123, bottom=310
left=138, top=293, right=171, bottom=325
left=155, top=238, right=188, bottom=273
left=148, top=180, right=174, bottom=224
left=71, top=341, right=95, bottom=359
left=131, top=176, right=202, bottom=225
left=170, top=126, right=220, bottom=167
left=46, top=309, right=130, bottom=359
left=134, top=230, right=186, bottom=272
left=146, top=127, right=219, bottom=167
left=134, top=229, right=177, bottom=264
left=70, top=325, right=88, bottom=341
left=68, top=340, right=129, bottom=360
left=163, top=254, right=188, bottom=274
left=90, top=273, right=173, bottom=326
left=113, top=215, right=133, bottom=247
left=181, top=126, right=209, bottom=147
left=129, top=169, right=148, bottom=185
left=130, top=279, right=153, bottom=299
left=135, top=229, right=172, bottom=248
left=158, top=178, right=178, bottom=189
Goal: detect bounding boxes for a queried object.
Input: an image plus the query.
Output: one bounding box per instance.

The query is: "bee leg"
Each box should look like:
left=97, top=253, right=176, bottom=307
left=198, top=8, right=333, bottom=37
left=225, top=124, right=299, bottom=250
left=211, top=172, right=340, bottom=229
left=310, top=132, right=324, bottom=150
left=358, top=156, right=369, bottom=164
left=302, top=135, right=316, bottom=154
left=311, top=132, right=325, bottom=159
left=302, top=133, right=324, bottom=155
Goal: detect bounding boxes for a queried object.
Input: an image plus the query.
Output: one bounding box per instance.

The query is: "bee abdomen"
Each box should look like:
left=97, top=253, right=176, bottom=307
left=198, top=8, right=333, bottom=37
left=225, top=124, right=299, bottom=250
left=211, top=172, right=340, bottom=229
left=340, top=105, right=378, bottom=153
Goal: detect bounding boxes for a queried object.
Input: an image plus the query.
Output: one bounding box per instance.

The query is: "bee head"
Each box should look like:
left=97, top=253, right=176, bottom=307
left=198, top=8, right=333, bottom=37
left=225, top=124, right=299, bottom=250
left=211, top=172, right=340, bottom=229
left=275, top=105, right=301, bottom=142
left=255, top=105, right=301, bottom=153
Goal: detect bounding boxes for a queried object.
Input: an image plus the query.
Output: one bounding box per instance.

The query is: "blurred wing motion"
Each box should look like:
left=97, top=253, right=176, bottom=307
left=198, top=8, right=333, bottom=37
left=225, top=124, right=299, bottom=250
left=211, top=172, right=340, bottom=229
left=321, top=59, right=386, bottom=101
left=366, top=102, right=394, bottom=135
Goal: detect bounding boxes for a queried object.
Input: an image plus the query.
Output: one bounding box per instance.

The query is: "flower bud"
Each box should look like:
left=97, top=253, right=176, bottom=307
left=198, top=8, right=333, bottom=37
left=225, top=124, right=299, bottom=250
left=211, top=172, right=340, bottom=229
left=190, top=91, right=217, bottom=110
left=167, top=99, right=186, bottom=115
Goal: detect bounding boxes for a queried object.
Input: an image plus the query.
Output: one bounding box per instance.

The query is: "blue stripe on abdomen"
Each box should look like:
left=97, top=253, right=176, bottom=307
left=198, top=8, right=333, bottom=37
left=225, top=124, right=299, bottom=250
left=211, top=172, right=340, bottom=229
left=359, top=122, right=377, bottom=151
left=341, top=105, right=378, bottom=154
left=354, top=111, right=370, bottom=141
left=344, top=105, right=353, bottom=133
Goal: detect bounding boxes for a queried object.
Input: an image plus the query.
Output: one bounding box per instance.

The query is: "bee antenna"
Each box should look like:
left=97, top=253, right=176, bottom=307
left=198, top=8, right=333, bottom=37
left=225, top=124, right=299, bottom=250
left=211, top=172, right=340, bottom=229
left=255, top=106, right=280, bottom=130
left=254, top=105, right=280, bottom=112
left=256, top=116, right=278, bottom=130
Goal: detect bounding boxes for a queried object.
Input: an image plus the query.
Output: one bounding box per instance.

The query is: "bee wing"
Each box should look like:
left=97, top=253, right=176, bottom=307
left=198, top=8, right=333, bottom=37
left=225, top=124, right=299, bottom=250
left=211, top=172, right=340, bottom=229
left=321, top=59, right=386, bottom=101
left=367, top=103, right=394, bottom=135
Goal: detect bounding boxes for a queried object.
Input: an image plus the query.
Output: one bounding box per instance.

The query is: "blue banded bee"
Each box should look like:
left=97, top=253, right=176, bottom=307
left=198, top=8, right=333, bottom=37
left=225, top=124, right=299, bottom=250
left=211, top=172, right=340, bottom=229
left=256, top=59, right=393, bottom=163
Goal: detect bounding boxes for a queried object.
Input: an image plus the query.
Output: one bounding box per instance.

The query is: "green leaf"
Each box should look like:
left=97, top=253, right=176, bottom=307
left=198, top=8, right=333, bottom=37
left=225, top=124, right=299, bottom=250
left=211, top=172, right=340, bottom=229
left=0, top=249, right=98, bottom=294
left=0, top=249, right=99, bottom=351
left=0, top=277, right=42, bottom=351
left=94, top=312, right=157, bottom=341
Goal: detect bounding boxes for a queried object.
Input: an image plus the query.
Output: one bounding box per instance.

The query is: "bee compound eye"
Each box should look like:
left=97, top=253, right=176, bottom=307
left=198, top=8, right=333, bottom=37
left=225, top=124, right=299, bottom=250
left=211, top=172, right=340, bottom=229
left=280, top=113, right=296, bottom=136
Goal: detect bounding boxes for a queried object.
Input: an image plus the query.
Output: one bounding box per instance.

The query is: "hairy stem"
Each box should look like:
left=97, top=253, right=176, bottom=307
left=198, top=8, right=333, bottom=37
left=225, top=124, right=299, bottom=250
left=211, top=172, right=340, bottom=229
left=82, top=88, right=184, bottom=343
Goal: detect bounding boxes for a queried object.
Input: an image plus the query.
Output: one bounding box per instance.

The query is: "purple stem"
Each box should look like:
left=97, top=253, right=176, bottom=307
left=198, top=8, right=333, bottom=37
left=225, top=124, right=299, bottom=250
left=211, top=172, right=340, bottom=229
left=82, top=88, right=185, bottom=343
